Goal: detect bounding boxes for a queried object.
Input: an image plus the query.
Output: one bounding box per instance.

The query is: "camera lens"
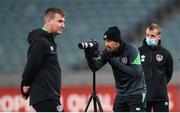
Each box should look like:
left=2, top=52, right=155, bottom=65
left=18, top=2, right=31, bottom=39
left=78, top=43, right=84, bottom=49
left=78, top=42, right=93, bottom=49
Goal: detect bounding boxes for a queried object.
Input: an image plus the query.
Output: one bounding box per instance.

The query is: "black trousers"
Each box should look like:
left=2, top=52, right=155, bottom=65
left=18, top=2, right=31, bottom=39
left=146, top=100, right=169, bottom=112
left=113, top=93, right=146, bottom=112
left=32, top=99, right=64, bottom=112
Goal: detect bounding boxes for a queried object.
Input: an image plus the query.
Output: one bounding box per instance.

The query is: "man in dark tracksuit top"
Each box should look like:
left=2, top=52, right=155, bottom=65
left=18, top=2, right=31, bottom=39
left=20, top=8, right=66, bottom=112
left=138, top=23, right=173, bottom=112
left=85, top=26, right=146, bottom=112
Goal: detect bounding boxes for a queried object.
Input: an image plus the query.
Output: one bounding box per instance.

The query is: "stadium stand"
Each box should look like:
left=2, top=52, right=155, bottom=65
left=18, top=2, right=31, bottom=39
left=0, top=0, right=169, bottom=74
left=1, top=0, right=180, bottom=86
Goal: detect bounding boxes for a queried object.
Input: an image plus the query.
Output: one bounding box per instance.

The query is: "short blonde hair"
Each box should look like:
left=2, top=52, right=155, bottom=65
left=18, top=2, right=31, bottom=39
left=147, top=23, right=161, bottom=35
left=44, top=7, right=66, bottom=20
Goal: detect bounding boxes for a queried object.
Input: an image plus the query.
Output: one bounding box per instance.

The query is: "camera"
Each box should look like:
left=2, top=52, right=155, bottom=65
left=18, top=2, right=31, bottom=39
left=78, top=39, right=100, bottom=57
left=78, top=39, right=99, bottom=57
left=78, top=39, right=98, bottom=50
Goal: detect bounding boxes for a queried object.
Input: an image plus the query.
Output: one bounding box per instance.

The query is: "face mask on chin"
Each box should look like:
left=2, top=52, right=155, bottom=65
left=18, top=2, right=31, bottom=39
left=146, top=37, right=158, bottom=46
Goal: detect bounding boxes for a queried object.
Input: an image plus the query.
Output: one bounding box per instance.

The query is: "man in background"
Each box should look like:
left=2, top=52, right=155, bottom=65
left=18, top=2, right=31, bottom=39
left=20, top=7, right=66, bottom=112
left=139, top=23, right=173, bottom=112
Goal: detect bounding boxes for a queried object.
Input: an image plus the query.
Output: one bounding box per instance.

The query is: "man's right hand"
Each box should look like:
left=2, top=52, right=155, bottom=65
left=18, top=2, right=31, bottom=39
left=21, top=86, right=30, bottom=100
left=23, top=86, right=30, bottom=93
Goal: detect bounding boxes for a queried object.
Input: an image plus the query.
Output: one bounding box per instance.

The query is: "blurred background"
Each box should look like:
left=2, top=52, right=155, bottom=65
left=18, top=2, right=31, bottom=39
left=0, top=0, right=180, bottom=112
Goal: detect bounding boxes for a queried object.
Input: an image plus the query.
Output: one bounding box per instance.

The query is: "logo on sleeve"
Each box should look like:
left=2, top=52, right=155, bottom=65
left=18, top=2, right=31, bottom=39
left=156, top=54, right=163, bottom=62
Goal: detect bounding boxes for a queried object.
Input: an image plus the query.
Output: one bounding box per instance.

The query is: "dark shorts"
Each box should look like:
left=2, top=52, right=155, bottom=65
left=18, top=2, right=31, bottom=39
left=146, top=100, right=169, bottom=112
left=113, top=93, right=146, bottom=112
left=32, top=99, right=64, bottom=112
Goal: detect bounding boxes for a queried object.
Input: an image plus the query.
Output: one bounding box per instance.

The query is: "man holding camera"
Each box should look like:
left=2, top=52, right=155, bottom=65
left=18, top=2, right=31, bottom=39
left=84, top=26, right=146, bottom=112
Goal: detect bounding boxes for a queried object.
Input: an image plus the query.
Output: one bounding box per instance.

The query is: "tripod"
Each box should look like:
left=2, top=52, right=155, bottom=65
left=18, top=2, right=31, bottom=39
left=84, top=71, right=103, bottom=112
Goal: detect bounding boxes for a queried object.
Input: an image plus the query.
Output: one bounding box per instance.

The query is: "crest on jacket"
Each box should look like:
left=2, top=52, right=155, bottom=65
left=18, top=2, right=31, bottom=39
left=156, top=54, right=163, bottom=62
left=121, top=57, right=128, bottom=64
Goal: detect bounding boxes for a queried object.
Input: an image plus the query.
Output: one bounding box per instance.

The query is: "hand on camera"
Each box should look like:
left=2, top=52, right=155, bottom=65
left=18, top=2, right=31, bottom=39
left=84, top=39, right=99, bottom=57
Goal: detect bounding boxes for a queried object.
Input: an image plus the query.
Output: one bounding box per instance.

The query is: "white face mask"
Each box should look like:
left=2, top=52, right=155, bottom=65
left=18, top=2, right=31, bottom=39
left=146, top=37, right=157, bottom=46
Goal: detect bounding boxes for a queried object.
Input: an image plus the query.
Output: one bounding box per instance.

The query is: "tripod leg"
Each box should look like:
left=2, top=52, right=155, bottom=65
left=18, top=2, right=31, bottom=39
left=85, top=95, right=93, bottom=112
left=96, top=96, right=103, bottom=112
left=93, top=95, right=97, bottom=112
